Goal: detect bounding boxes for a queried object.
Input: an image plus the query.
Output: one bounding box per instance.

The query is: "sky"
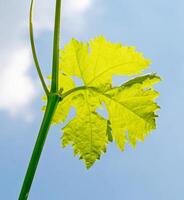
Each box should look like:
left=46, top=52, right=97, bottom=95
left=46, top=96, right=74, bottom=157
left=0, top=0, right=184, bottom=199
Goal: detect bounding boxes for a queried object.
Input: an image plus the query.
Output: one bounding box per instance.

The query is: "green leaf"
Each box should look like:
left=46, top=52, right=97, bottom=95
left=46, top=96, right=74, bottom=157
left=60, top=36, right=151, bottom=87
left=62, top=92, right=109, bottom=168
left=44, top=36, right=161, bottom=168
left=102, top=74, right=160, bottom=149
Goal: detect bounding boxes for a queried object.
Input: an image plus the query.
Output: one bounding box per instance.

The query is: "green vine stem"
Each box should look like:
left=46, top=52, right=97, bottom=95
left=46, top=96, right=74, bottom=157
left=51, top=0, right=62, bottom=93
left=18, top=0, right=62, bottom=199
left=18, top=95, right=60, bottom=200
left=30, top=0, right=49, bottom=97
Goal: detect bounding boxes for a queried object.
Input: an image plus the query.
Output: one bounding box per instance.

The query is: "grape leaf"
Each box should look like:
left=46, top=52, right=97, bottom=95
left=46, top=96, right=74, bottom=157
left=60, top=36, right=151, bottom=88
left=45, top=36, right=160, bottom=168
left=62, top=91, right=109, bottom=168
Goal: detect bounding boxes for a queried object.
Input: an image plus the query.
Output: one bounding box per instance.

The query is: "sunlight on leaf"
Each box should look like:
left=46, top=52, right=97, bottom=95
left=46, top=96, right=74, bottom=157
left=44, top=36, right=160, bottom=168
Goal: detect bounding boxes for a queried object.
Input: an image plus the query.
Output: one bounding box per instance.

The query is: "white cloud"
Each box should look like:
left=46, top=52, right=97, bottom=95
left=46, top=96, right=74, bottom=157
left=0, top=48, right=37, bottom=119
left=0, top=0, right=94, bottom=120
left=62, top=0, right=93, bottom=32
left=65, top=0, right=91, bottom=14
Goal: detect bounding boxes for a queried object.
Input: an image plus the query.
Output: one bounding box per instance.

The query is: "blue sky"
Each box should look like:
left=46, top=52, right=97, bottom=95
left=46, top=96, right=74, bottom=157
left=0, top=0, right=184, bottom=199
